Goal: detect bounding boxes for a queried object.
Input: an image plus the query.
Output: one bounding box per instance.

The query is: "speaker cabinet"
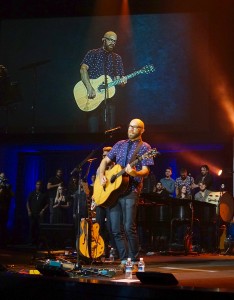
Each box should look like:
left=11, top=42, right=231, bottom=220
left=136, top=271, right=178, bottom=285
left=39, top=223, right=75, bottom=249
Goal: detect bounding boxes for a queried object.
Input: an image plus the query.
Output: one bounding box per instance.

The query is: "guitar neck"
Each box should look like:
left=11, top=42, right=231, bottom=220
left=115, top=156, right=143, bottom=178
left=111, top=148, right=158, bottom=181
left=108, top=70, right=143, bottom=88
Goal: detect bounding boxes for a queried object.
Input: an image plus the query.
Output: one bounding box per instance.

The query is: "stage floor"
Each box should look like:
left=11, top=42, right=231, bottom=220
left=1, top=244, right=234, bottom=299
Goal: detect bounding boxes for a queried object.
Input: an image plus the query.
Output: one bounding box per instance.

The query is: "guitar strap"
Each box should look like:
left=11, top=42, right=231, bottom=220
left=111, top=52, right=117, bottom=78
left=128, top=140, right=143, bottom=165
left=121, top=140, right=143, bottom=196
left=103, top=52, right=109, bottom=99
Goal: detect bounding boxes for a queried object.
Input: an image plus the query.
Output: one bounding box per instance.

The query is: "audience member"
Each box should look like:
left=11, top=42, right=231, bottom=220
left=153, top=181, right=170, bottom=200
left=0, top=172, right=14, bottom=247
left=47, top=168, right=64, bottom=223
left=175, top=168, right=194, bottom=199
left=52, top=185, right=70, bottom=224
left=160, top=167, right=175, bottom=197
left=177, top=185, right=192, bottom=200
left=26, top=180, right=49, bottom=246
left=194, top=181, right=211, bottom=202
left=192, top=164, right=214, bottom=193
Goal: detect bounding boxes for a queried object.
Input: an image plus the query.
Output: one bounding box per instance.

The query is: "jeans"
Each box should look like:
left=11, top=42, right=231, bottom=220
left=96, top=206, right=118, bottom=254
left=109, top=192, right=139, bottom=261
left=96, top=206, right=108, bottom=246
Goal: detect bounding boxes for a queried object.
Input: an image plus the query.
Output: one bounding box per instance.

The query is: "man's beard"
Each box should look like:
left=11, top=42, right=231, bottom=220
left=128, top=132, right=140, bottom=140
left=104, top=41, right=114, bottom=52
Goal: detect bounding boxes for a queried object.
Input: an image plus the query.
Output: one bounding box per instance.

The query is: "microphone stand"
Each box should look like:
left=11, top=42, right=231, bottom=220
left=74, top=159, right=95, bottom=270
left=74, top=166, right=83, bottom=270
left=184, top=201, right=200, bottom=255
left=72, top=152, right=96, bottom=270
left=214, top=186, right=224, bottom=254
left=103, top=52, right=110, bottom=131
left=71, top=137, right=114, bottom=270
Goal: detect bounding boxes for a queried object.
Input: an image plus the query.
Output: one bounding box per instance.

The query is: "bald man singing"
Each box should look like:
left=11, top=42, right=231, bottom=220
left=80, top=31, right=127, bottom=132
left=97, top=119, right=154, bottom=271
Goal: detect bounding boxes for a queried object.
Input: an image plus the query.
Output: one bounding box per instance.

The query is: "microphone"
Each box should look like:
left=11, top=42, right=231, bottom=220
left=70, top=168, right=77, bottom=175
left=70, top=165, right=82, bottom=175
left=105, top=126, right=121, bottom=135
left=220, top=184, right=225, bottom=190
left=87, top=158, right=97, bottom=162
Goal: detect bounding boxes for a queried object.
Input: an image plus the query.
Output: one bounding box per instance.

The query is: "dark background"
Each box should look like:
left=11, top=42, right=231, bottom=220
left=0, top=0, right=233, bottom=243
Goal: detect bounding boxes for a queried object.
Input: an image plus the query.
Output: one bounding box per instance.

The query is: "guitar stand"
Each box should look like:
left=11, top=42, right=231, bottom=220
left=73, top=168, right=86, bottom=271
left=223, top=243, right=232, bottom=255
left=70, top=131, right=117, bottom=269
left=184, top=218, right=200, bottom=256
left=184, top=201, right=200, bottom=255
left=223, top=224, right=234, bottom=255
left=168, top=202, right=201, bottom=256
left=223, top=240, right=234, bottom=255
left=167, top=218, right=191, bottom=254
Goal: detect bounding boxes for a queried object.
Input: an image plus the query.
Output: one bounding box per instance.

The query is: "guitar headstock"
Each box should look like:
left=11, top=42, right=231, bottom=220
left=140, top=64, right=155, bottom=74
left=142, top=148, right=160, bottom=159
left=131, top=148, right=160, bottom=166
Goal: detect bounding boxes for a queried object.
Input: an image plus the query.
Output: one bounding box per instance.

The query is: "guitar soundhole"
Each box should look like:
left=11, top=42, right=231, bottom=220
left=110, top=175, right=116, bottom=184
left=98, top=83, right=105, bottom=93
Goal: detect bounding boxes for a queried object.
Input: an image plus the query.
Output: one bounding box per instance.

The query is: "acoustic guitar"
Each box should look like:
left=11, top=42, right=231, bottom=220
left=78, top=171, right=105, bottom=260
left=92, top=148, right=159, bottom=208
left=79, top=218, right=105, bottom=259
left=73, top=64, right=155, bottom=111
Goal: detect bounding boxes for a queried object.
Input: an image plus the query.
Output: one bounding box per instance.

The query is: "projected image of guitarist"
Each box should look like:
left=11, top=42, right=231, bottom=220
left=93, top=118, right=157, bottom=269
left=78, top=31, right=127, bottom=132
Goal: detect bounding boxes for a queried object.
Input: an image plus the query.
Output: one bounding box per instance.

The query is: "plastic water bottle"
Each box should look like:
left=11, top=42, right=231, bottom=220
left=109, top=248, right=114, bottom=262
left=138, top=257, right=145, bottom=272
left=125, top=258, right=133, bottom=279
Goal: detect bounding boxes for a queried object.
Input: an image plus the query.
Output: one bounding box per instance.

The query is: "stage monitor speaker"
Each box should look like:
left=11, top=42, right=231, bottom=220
left=136, top=271, right=179, bottom=285
left=39, top=223, right=75, bottom=249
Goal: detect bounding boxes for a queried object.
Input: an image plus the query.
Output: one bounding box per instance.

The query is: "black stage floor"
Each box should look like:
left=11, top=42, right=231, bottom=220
left=1, top=244, right=234, bottom=300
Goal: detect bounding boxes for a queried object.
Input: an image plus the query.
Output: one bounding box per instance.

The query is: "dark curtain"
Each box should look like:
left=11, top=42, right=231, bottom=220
left=12, top=150, right=100, bottom=244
